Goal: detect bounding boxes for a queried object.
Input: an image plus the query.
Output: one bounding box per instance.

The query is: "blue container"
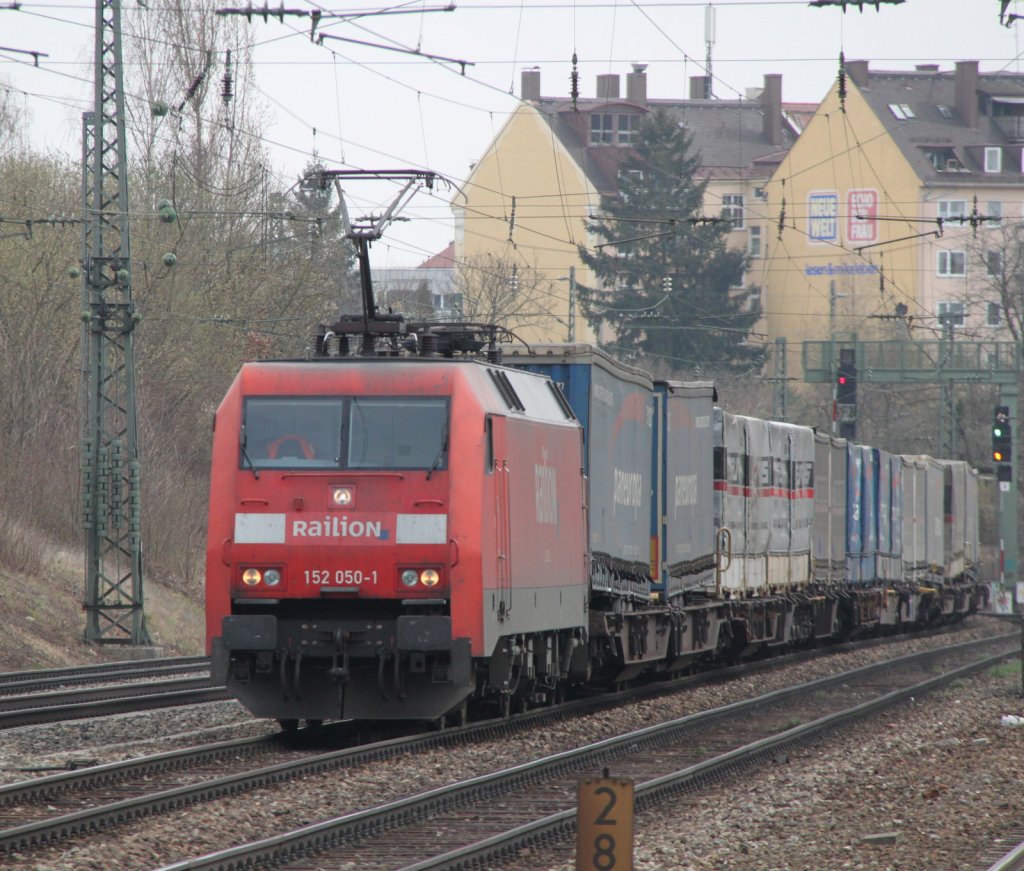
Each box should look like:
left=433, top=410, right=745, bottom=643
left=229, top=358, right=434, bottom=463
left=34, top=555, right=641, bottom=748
left=504, top=345, right=655, bottom=601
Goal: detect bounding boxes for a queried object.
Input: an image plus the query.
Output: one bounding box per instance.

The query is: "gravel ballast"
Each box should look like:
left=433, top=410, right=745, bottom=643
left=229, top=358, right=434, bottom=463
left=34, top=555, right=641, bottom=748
left=0, top=619, right=1020, bottom=870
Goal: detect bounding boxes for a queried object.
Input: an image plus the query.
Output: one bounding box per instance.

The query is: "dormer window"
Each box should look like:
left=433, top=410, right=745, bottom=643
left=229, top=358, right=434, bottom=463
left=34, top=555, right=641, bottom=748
left=985, top=147, right=1003, bottom=173
left=590, top=112, right=641, bottom=146
left=590, top=114, right=614, bottom=145
left=889, top=103, right=915, bottom=120
left=923, top=147, right=964, bottom=172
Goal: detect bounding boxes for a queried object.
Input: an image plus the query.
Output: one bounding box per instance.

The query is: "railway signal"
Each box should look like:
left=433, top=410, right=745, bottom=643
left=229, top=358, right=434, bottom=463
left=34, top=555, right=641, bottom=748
left=993, top=405, right=1012, bottom=463
left=835, top=348, right=857, bottom=439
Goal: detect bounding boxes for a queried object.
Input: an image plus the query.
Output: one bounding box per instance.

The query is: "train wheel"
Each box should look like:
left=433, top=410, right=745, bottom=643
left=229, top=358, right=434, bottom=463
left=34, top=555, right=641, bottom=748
left=278, top=718, right=299, bottom=733
left=499, top=692, right=511, bottom=719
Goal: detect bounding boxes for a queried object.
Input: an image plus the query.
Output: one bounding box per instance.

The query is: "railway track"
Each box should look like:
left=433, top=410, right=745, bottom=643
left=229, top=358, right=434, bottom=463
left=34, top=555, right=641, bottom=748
left=0, top=628, right=1012, bottom=868
left=0, top=656, right=209, bottom=695
left=0, top=657, right=225, bottom=729
left=142, top=634, right=1016, bottom=871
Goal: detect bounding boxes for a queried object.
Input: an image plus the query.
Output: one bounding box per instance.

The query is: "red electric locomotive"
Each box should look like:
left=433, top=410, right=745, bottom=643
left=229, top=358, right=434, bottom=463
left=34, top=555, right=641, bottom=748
left=205, top=352, right=589, bottom=725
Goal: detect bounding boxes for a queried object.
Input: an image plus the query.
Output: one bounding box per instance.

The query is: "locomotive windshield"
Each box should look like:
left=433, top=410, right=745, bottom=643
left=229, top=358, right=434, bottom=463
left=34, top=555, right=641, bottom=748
left=241, top=396, right=448, bottom=471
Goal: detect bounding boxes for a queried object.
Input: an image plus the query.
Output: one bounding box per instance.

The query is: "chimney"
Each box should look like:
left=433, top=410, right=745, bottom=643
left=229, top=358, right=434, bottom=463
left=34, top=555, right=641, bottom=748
left=955, top=60, right=979, bottom=127
left=596, top=74, right=620, bottom=99
left=521, top=68, right=540, bottom=101
left=845, top=60, right=869, bottom=88
left=761, top=73, right=783, bottom=147
left=690, top=76, right=709, bottom=99
left=626, top=63, right=648, bottom=105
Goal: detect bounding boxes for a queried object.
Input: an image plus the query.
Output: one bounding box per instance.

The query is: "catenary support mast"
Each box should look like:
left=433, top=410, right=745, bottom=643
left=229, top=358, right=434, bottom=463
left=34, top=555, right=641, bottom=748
left=80, top=0, right=149, bottom=644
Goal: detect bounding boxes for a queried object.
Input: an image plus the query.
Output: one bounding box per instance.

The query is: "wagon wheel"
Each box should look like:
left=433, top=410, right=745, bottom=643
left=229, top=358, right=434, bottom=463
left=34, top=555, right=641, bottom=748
left=498, top=692, right=512, bottom=719
left=278, top=718, right=299, bottom=733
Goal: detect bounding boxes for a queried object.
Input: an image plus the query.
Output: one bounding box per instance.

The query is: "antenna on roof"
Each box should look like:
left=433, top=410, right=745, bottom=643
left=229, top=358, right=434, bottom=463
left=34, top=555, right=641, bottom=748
left=704, top=4, right=715, bottom=99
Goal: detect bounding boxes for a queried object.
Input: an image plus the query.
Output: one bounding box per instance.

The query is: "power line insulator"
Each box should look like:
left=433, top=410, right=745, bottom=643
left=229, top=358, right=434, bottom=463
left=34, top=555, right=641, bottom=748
left=222, top=49, right=234, bottom=104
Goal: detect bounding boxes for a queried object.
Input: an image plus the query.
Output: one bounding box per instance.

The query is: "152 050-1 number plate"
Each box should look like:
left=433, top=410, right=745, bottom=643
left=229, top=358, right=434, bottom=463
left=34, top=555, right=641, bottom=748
left=304, top=569, right=378, bottom=586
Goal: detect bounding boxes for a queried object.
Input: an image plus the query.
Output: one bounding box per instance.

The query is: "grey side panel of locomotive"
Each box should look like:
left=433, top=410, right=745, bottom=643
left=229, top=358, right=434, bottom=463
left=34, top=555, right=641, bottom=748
left=658, top=381, right=715, bottom=598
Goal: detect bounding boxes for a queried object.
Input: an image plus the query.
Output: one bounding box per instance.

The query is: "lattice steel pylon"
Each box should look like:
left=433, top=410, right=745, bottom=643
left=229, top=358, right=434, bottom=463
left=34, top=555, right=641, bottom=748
left=80, top=0, right=149, bottom=644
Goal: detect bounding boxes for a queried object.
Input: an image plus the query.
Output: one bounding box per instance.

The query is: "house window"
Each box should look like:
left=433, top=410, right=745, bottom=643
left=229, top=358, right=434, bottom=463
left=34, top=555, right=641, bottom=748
left=722, top=194, right=744, bottom=229
left=937, top=104, right=953, bottom=119
left=936, top=249, right=966, bottom=276
left=888, top=103, right=915, bottom=120
left=924, top=147, right=962, bottom=172
left=987, top=201, right=1003, bottom=226
left=617, top=114, right=639, bottom=145
left=937, top=300, right=965, bottom=327
left=748, top=225, right=762, bottom=258
left=985, top=147, right=1003, bottom=173
left=937, top=200, right=968, bottom=222
left=987, top=302, right=1002, bottom=327
left=590, top=113, right=614, bottom=144
left=987, top=250, right=1005, bottom=277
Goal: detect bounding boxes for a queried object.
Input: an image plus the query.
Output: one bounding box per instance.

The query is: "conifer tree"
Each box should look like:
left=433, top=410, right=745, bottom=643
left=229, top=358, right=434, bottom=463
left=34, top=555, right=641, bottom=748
left=579, top=109, right=763, bottom=372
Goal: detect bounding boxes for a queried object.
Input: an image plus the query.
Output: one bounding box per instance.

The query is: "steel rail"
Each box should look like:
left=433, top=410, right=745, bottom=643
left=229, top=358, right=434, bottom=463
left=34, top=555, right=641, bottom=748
left=0, top=628, right=1008, bottom=859
left=0, top=661, right=211, bottom=696
left=151, top=635, right=1016, bottom=871
left=407, top=648, right=1016, bottom=871
left=987, top=840, right=1024, bottom=871
left=0, top=682, right=229, bottom=730
left=0, top=656, right=209, bottom=686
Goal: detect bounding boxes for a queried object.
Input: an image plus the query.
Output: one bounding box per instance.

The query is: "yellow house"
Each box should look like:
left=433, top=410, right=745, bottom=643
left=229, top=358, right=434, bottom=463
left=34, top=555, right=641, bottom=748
left=452, top=67, right=808, bottom=346
left=763, top=60, right=1024, bottom=373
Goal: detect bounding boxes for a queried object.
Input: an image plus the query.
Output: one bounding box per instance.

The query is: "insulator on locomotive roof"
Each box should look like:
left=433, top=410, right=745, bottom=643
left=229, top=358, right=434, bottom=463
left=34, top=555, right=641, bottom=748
left=419, top=332, right=439, bottom=357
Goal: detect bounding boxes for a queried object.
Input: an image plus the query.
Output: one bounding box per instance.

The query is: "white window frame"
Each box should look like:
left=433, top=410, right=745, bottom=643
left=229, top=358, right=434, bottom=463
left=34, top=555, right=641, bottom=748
left=616, top=113, right=639, bottom=145
left=936, top=249, right=966, bottom=277
left=589, top=113, right=614, bottom=145
left=987, top=250, right=1005, bottom=277
left=748, top=225, right=762, bottom=258
left=937, top=200, right=968, bottom=221
left=937, top=300, right=965, bottom=327
left=986, top=301, right=1002, bottom=327
left=722, top=194, right=744, bottom=230
left=985, top=147, right=1002, bottom=173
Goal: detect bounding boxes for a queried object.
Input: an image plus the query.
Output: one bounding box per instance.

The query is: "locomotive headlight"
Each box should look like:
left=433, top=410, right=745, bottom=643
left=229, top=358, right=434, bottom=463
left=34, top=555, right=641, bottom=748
left=330, top=485, right=354, bottom=508
left=419, top=569, right=440, bottom=587
left=263, top=569, right=281, bottom=587
left=241, top=568, right=262, bottom=587
left=401, top=569, right=419, bottom=587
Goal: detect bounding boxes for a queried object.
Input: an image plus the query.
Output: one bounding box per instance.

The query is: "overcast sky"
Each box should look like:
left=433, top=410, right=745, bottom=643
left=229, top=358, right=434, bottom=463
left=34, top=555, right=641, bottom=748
left=3, top=0, right=1023, bottom=265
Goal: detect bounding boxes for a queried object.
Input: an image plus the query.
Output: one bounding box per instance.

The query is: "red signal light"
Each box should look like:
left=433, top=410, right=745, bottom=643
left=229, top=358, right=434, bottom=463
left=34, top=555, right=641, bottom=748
left=838, top=375, right=847, bottom=385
